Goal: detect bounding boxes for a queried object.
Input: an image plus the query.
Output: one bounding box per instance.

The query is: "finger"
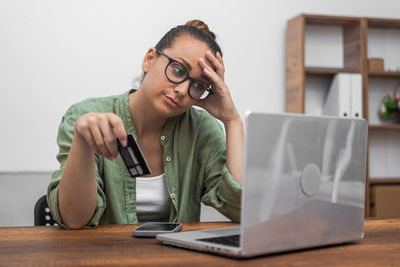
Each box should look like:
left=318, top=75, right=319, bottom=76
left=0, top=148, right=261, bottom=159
left=108, top=114, right=127, bottom=147
left=205, top=51, right=224, bottom=80
left=80, top=128, right=102, bottom=156
left=98, top=118, right=118, bottom=159
left=215, top=51, right=224, bottom=65
left=204, top=68, right=229, bottom=96
left=199, top=57, right=215, bottom=75
left=89, top=124, right=113, bottom=160
left=205, top=50, right=224, bottom=77
left=198, top=55, right=214, bottom=73
left=200, top=58, right=225, bottom=89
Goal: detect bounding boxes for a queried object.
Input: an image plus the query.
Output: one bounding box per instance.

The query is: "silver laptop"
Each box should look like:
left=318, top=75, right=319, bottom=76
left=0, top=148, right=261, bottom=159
left=157, top=111, right=368, bottom=258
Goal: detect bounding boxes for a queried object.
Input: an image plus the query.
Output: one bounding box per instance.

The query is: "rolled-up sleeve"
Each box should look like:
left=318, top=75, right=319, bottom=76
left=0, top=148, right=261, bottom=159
left=47, top=108, right=107, bottom=229
left=199, top=117, right=242, bottom=222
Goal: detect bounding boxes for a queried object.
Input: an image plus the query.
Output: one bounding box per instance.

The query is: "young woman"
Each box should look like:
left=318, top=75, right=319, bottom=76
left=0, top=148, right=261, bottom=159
left=47, top=20, right=244, bottom=229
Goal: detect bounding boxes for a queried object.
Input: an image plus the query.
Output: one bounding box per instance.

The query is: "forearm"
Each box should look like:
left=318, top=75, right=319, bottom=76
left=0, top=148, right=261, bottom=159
left=58, top=132, right=98, bottom=229
left=224, top=117, right=244, bottom=186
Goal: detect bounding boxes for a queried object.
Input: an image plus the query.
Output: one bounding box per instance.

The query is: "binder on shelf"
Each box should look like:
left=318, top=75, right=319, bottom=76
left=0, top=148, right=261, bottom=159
left=322, top=73, right=362, bottom=118
left=350, top=74, right=363, bottom=118
left=323, top=73, right=351, bottom=118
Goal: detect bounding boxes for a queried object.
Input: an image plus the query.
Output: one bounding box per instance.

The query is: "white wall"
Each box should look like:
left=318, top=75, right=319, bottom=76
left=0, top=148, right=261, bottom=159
left=1, top=0, right=400, bottom=172
left=0, top=172, right=52, bottom=226
left=2, top=0, right=400, bottom=225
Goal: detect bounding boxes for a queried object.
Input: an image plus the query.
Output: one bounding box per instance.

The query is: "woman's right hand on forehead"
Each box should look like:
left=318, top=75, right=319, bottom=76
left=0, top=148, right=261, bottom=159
left=74, top=112, right=127, bottom=161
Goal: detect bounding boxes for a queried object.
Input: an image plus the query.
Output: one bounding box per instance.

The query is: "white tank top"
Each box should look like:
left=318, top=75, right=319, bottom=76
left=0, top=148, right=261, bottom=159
left=135, top=173, right=171, bottom=222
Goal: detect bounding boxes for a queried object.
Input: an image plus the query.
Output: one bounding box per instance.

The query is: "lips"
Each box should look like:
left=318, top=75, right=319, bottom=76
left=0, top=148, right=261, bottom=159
left=164, top=95, right=180, bottom=107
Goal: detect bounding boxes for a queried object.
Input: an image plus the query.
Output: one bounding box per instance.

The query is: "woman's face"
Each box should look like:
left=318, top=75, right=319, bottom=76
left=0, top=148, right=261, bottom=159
left=141, top=35, right=212, bottom=117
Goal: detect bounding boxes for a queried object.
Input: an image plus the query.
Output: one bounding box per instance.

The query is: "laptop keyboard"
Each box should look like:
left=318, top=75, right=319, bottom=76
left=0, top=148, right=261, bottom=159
left=197, top=234, right=240, bottom=247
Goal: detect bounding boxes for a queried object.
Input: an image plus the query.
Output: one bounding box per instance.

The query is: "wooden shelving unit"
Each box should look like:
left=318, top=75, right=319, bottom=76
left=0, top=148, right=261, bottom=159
left=368, top=71, right=400, bottom=78
left=369, top=178, right=400, bottom=185
left=305, top=67, right=360, bottom=75
left=369, top=125, right=400, bottom=131
left=286, top=14, right=400, bottom=217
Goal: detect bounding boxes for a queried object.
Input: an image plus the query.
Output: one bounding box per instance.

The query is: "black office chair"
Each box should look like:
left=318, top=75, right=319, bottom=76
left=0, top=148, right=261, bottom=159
left=34, top=195, right=58, bottom=226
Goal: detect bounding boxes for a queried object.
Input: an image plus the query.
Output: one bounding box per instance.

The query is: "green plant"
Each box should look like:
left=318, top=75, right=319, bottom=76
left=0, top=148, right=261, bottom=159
left=379, top=81, right=400, bottom=119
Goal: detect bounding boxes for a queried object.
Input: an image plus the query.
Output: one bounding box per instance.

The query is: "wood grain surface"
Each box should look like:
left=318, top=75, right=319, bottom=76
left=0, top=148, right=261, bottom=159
left=0, top=218, right=399, bottom=266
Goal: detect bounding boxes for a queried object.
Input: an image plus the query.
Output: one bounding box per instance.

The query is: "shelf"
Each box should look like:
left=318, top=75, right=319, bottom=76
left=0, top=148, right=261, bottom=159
left=367, top=17, right=400, bottom=29
left=368, top=72, right=400, bottom=78
left=369, top=125, right=400, bottom=131
left=369, top=178, right=400, bottom=185
left=305, top=67, right=360, bottom=75
left=304, top=14, right=360, bottom=26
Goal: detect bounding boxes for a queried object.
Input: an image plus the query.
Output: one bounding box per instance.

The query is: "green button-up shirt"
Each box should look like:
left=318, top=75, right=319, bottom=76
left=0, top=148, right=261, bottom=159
left=47, top=90, right=242, bottom=228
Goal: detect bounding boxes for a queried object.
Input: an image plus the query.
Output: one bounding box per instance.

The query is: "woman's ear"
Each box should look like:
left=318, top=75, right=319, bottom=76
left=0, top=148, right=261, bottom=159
left=142, top=47, right=157, bottom=73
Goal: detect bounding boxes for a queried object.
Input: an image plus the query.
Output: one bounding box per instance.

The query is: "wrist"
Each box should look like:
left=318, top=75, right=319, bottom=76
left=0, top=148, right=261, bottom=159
left=223, top=114, right=242, bottom=128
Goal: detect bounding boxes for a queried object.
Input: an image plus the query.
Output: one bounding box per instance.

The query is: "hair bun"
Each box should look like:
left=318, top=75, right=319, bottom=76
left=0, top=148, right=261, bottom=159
left=185, top=19, right=216, bottom=40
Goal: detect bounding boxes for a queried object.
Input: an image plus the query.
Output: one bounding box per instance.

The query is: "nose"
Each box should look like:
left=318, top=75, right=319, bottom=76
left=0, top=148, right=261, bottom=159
left=173, top=79, right=191, bottom=96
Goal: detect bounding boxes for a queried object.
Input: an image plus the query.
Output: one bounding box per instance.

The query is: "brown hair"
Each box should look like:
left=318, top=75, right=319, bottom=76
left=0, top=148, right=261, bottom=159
left=155, top=19, right=222, bottom=57
left=185, top=19, right=216, bottom=40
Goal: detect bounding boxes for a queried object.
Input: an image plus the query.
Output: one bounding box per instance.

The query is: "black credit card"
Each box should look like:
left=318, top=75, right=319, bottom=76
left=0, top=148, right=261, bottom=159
left=117, top=133, right=151, bottom=177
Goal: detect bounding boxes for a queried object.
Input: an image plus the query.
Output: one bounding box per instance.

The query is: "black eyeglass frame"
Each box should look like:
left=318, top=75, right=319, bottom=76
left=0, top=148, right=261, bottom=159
left=156, top=50, right=214, bottom=101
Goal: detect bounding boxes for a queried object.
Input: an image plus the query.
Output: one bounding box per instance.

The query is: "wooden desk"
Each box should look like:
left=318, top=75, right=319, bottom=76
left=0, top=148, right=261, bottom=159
left=0, top=218, right=399, bottom=266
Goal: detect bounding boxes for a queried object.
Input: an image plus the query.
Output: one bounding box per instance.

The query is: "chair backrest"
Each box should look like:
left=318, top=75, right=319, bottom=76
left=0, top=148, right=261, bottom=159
left=34, top=195, right=58, bottom=226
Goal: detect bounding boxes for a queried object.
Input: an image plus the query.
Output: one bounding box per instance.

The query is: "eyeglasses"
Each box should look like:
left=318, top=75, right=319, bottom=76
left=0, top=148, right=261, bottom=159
left=156, top=50, right=214, bottom=101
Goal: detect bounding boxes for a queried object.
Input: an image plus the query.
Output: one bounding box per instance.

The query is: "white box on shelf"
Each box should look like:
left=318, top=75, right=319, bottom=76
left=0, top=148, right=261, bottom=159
left=322, top=73, right=362, bottom=118
left=322, top=73, right=350, bottom=118
left=350, top=74, right=363, bottom=119
left=305, top=75, right=332, bottom=116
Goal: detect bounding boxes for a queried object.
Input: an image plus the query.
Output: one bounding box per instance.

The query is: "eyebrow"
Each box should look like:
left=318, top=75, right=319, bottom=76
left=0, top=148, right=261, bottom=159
left=176, top=57, right=192, bottom=72
left=177, top=57, right=209, bottom=84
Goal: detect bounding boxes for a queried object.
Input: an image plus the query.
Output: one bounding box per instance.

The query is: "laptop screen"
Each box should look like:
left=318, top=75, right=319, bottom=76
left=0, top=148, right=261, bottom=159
left=241, top=112, right=367, bottom=254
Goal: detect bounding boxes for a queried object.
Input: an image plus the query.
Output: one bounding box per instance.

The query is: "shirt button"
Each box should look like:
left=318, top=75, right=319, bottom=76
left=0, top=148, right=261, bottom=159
left=160, top=135, right=166, bottom=141
left=165, top=156, right=171, bottom=162
left=170, top=193, right=176, bottom=199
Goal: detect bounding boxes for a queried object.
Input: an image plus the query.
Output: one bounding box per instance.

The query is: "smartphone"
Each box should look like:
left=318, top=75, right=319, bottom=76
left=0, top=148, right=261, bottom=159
left=132, top=222, right=183, bottom=238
